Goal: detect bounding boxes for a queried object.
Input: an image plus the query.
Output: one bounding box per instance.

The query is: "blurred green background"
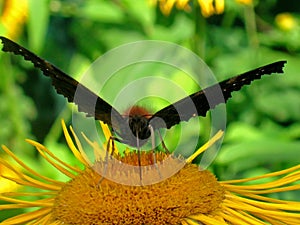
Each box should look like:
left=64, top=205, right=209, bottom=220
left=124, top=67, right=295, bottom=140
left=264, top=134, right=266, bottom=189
left=0, top=0, right=300, bottom=214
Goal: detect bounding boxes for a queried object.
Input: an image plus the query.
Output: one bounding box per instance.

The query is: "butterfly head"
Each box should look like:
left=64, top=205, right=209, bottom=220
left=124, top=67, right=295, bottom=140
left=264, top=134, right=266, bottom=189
left=126, top=106, right=151, bottom=138
left=116, top=106, right=153, bottom=146
left=128, top=115, right=151, bottom=140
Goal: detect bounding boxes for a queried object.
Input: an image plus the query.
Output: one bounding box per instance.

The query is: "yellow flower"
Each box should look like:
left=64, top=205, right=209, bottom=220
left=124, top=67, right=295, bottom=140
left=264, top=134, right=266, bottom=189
left=235, top=0, right=253, bottom=5
left=0, top=162, right=19, bottom=193
left=0, top=0, right=28, bottom=38
left=0, top=120, right=300, bottom=224
left=275, top=13, right=297, bottom=31
left=151, top=0, right=225, bottom=17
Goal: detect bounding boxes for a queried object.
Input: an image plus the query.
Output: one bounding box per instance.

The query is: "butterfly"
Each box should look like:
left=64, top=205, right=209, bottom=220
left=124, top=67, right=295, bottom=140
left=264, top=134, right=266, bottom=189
left=0, top=36, right=287, bottom=149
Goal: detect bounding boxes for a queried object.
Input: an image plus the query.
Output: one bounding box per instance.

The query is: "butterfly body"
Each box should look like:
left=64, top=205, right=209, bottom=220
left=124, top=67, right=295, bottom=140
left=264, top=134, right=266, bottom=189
left=106, top=106, right=148, bottom=146
left=0, top=36, right=287, bottom=148
left=119, top=113, right=151, bottom=146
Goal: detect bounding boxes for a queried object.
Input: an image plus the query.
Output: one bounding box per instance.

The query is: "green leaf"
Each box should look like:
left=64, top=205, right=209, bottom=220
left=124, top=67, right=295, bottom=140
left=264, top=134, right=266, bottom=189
left=150, top=15, right=193, bottom=42
left=122, top=0, right=155, bottom=28
left=28, top=0, right=50, bottom=52
left=256, top=89, right=300, bottom=122
left=78, top=1, right=124, bottom=22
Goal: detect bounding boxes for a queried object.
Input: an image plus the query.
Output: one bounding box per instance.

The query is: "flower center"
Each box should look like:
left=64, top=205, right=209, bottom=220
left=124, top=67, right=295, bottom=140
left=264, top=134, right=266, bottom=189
left=52, top=153, right=225, bottom=225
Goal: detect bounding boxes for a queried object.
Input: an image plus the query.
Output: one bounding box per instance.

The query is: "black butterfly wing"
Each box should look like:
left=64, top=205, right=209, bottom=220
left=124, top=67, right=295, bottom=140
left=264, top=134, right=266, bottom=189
left=0, top=36, right=124, bottom=126
left=150, top=61, right=287, bottom=129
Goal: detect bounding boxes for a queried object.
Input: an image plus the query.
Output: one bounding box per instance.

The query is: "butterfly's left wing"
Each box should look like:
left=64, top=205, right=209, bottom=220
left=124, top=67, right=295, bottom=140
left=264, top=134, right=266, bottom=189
left=0, top=36, right=124, bottom=126
left=150, top=61, right=287, bottom=130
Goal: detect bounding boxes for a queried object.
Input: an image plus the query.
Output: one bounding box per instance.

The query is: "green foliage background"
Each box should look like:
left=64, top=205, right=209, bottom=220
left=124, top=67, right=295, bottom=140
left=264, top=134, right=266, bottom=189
left=0, top=0, right=300, bottom=219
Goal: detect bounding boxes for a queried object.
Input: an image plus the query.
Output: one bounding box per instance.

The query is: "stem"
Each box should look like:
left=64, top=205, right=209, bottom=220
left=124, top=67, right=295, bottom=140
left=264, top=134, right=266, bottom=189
left=44, top=105, right=71, bottom=144
left=244, top=4, right=259, bottom=49
left=191, top=1, right=207, bottom=59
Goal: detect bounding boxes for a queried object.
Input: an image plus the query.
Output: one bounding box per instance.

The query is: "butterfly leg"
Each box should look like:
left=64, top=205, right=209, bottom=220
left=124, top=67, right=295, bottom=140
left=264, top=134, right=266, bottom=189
left=149, top=125, right=157, bottom=165
left=157, top=129, right=170, bottom=154
left=149, top=125, right=162, bottom=179
left=97, top=136, right=116, bottom=186
left=135, top=131, right=143, bottom=185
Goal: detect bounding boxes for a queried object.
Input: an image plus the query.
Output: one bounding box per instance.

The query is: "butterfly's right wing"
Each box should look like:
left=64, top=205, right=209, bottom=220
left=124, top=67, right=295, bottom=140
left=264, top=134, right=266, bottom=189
left=0, top=36, right=124, bottom=126
left=150, top=61, right=287, bottom=130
